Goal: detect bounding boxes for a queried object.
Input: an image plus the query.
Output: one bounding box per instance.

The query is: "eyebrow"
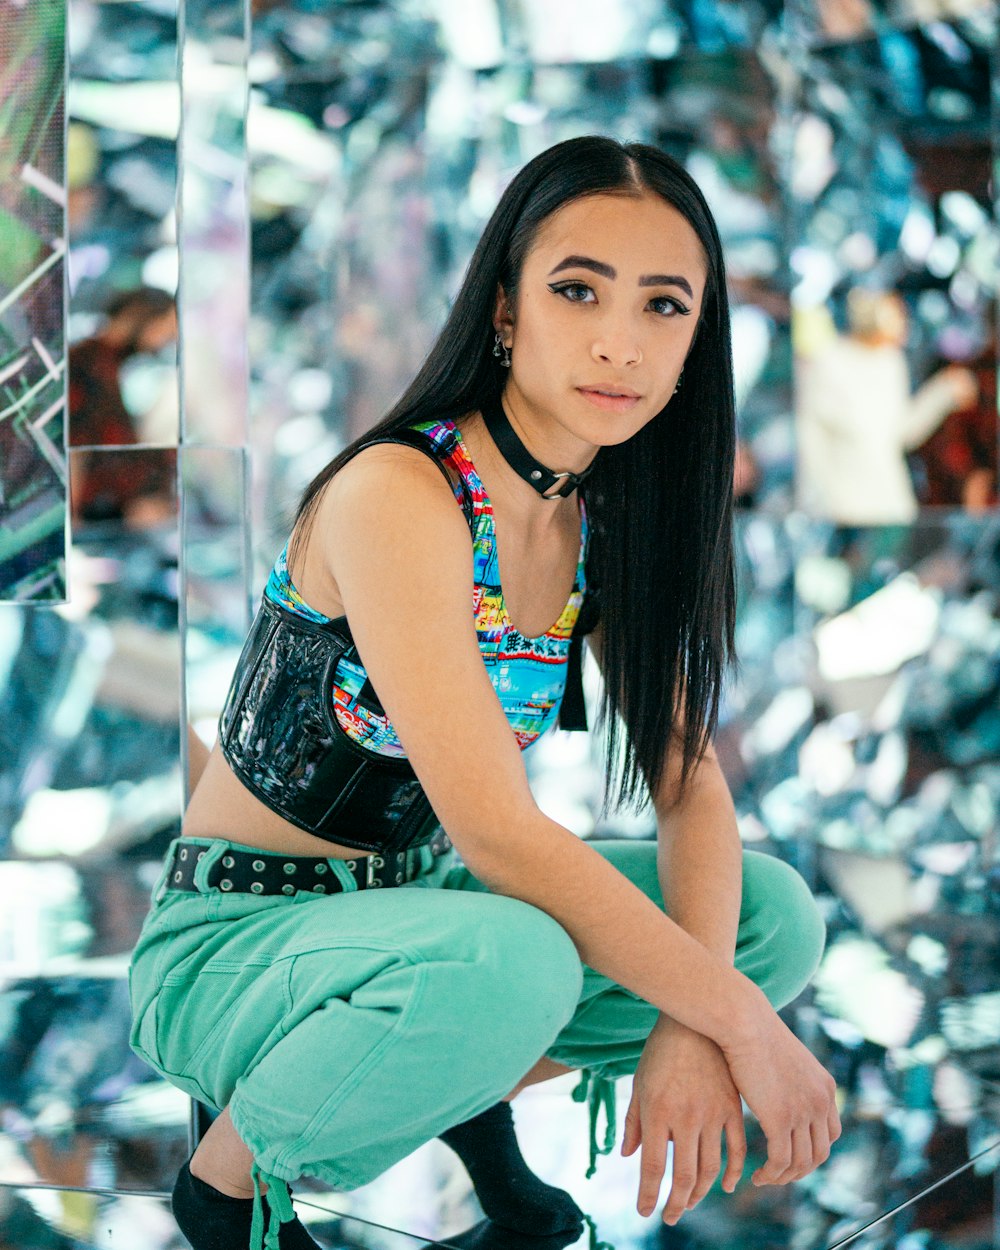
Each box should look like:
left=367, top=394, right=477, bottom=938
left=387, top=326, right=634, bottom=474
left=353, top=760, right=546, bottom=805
left=547, top=254, right=694, bottom=299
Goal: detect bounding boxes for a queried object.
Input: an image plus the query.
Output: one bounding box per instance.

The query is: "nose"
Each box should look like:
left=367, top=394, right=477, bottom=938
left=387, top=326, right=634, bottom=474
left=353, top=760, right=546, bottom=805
left=590, top=320, right=642, bottom=368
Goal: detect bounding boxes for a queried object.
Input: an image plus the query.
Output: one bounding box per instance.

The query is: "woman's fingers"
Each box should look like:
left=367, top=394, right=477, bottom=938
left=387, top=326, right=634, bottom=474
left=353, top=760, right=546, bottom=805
left=621, top=1095, right=641, bottom=1158
left=809, top=1119, right=832, bottom=1173
left=636, top=1129, right=670, bottom=1217
left=752, top=1129, right=791, bottom=1185
left=686, top=1130, right=722, bottom=1210
left=660, top=1132, right=698, bottom=1224
left=755, top=1109, right=836, bottom=1187
left=721, top=1115, right=747, bottom=1193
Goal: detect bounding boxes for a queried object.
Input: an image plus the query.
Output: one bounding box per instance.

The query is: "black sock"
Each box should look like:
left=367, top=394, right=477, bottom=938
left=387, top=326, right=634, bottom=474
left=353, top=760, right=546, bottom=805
left=438, top=1101, right=583, bottom=1235
left=171, top=1157, right=323, bottom=1250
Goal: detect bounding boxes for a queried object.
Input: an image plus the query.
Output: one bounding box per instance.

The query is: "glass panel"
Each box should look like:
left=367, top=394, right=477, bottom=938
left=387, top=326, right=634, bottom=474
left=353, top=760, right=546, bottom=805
left=177, top=0, right=250, bottom=447
left=0, top=0, right=68, bottom=602
left=179, top=446, right=250, bottom=799
left=67, top=0, right=180, bottom=447
left=0, top=449, right=186, bottom=1194
left=722, top=513, right=1000, bottom=1248
left=790, top=11, right=998, bottom=523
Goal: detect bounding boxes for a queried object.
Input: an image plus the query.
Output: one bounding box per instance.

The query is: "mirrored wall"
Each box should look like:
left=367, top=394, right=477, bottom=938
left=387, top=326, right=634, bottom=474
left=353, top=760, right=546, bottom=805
left=1, top=2, right=999, bottom=1248
left=0, top=0, right=68, bottom=603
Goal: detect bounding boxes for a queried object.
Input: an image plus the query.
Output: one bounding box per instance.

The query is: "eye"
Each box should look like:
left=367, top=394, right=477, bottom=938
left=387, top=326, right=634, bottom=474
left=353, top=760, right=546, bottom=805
left=548, top=281, right=595, bottom=303
left=648, top=295, right=691, bottom=318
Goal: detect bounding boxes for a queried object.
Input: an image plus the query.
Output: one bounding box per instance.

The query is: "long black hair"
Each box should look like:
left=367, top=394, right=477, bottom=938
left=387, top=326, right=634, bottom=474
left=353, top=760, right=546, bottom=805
left=294, top=135, right=736, bottom=816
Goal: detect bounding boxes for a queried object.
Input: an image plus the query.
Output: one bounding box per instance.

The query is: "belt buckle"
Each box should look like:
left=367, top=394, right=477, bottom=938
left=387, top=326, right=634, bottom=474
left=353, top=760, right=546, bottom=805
left=365, top=855, right=385, bottom=888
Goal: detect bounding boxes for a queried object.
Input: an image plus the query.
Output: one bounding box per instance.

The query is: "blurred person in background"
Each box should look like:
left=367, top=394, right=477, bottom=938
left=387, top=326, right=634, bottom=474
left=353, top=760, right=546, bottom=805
left=795, top=289, right=978, bottom=524
left=129, top=137, right=839, bottom=1250
left=69, top=286, right=177, bottom=526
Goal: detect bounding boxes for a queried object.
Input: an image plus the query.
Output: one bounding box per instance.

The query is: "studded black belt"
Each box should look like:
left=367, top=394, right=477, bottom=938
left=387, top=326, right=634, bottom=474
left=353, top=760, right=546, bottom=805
left=163, top=827, right=453, bottom=897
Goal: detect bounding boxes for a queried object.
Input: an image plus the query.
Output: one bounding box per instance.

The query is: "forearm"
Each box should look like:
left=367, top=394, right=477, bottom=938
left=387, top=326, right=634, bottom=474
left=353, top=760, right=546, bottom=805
left=465, top=813, right=762, bottom=1051
left=654, top=754, right=742, bottom=964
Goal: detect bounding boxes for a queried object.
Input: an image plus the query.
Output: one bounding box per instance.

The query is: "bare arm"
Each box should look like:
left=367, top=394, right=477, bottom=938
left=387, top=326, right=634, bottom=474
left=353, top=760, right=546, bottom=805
left=321, top=447, right=763, bottom=1050
left=654, top=747, right=742, bottom=984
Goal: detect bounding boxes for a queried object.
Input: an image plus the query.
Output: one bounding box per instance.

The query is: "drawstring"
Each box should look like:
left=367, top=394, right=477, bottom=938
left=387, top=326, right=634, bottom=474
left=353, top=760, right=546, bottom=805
left=571, top=1069, right=617, bottom=1180
left=582, top=1211, right=616, bottom=1250
left=250, top=1161, right=296, bottom=1250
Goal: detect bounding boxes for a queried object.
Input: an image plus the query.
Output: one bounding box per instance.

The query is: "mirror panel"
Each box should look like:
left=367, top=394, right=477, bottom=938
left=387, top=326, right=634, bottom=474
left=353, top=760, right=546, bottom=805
left=67, top=0, right=180, bottom=449
left=176, top=0, right=250, bottom=447
left=719, top=513, right=1000, bottom=1246
left=0, top=449, right=187, bottom=1194
left=179, top=446, right=250, bottom=797
left=790, top=10, right=998, bottom=522
left=0, top=0, right=68, bottom=602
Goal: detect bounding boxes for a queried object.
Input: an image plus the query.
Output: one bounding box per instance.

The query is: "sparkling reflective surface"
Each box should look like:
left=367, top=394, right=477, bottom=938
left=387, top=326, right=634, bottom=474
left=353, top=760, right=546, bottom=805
left=1, top=2, right=999, bottom=1248
left=0, top=1, right=68, bottom=602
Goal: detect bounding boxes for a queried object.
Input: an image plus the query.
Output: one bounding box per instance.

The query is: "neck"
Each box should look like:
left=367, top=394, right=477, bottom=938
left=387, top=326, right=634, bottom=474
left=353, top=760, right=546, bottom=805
left=478, top=388, right=598, bottom=504
left=496, top=385, right=598, bottom=478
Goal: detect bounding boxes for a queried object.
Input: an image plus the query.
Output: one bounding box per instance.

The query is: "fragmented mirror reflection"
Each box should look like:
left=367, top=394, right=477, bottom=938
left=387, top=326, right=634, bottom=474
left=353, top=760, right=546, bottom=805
left=67, top=0, right=180, bottom=448
left=789, top=7, right=998, bottom=521
left=1, top=0, right=999, bottom=1246
left=0, top=450, right=187, bottom=1195
left=0, top=0, right=68, bottom=602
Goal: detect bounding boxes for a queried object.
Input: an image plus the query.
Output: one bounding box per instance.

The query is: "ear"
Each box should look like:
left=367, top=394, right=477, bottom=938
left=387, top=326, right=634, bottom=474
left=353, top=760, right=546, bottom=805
left=493, top=284, right=514, bottom=335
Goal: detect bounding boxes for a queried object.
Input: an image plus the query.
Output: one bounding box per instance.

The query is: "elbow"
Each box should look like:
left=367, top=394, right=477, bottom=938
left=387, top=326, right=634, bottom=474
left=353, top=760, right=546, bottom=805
left=442, top=803, right=557, bottom=893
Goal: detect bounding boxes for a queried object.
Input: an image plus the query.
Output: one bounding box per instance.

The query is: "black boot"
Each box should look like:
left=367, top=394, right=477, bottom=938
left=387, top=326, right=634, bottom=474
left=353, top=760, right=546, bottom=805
left=439, top=1101, right=583, bottom=1236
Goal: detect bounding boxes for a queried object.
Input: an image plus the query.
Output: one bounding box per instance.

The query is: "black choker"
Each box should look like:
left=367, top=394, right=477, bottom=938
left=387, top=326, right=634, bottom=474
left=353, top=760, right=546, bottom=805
left=481, top=392, right=596, bottom=500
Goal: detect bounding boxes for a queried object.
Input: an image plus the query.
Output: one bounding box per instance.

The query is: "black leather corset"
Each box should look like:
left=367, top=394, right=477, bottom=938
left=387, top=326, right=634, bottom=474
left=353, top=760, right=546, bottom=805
left=219, top=598, right=441, bottom=854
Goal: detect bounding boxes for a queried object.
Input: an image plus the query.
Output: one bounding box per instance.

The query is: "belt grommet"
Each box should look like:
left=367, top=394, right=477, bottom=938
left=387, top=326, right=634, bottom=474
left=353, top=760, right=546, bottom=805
left=222, top=855, right=235, bottom=869
left=220, top=879, right=234, bottom=891
left=371, top=879, right=383, bottom=888
left=282, top=884, right=295, bottom=895
left=314, top=862, right=328, bottom=874
left=250, top=882, right=264, bottom=894
left=312, top=884, right=326, bottom=893
left=283, top=863, right=296, bottom=875
left=180, top=849, right=188, bottom=861
left=198, top=851, right=206, bottom=861
left=252, top=860, right=266, bottom=872
left=174, top=871, right=183, bottom=882
left=372, top=856, right=384, bottom=868
left=346, top=861, right=356, bottom=871
left=395, top=872, right=403, bottom=884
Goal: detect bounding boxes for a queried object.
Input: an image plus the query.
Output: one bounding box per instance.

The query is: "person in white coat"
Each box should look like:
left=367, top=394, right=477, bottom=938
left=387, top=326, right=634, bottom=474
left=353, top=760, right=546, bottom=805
left=795, top=290, right=978, bottom=524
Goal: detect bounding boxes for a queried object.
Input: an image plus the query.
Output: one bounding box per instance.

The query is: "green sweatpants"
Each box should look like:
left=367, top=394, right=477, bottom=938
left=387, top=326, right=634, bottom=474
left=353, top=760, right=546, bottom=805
left=129, top=836, right=824, bottom=1241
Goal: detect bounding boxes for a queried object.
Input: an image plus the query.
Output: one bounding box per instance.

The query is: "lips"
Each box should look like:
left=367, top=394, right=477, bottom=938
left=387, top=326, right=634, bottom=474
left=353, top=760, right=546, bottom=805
left=578, top=385, right=641, bottom=399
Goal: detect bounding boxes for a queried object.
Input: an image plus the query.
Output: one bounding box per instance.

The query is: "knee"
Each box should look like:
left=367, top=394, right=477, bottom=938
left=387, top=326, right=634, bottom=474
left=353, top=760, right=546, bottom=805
left=738, top=851, right=826, bottom=1009
left=438, top=895, right=583, bottom=1053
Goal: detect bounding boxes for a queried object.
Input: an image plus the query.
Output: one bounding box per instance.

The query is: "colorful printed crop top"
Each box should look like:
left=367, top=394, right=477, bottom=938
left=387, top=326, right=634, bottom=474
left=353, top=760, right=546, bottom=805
left=263, top=417, right=589, bottom=761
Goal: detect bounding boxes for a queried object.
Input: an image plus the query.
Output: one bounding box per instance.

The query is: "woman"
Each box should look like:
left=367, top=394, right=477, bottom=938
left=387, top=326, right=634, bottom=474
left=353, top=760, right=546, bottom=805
left=128, top=136, right=840, bottom=1250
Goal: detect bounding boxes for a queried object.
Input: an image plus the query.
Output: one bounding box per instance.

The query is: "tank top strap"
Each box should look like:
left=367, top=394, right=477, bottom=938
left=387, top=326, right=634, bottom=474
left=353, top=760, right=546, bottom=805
left=365, top=422, right=475, bottom=530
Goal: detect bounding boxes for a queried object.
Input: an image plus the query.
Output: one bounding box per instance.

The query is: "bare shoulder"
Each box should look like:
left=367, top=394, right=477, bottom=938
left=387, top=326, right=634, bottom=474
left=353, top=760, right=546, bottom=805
left=321, top=440, right=461, bottom=527
left=304, top=439, right=467, bottom=575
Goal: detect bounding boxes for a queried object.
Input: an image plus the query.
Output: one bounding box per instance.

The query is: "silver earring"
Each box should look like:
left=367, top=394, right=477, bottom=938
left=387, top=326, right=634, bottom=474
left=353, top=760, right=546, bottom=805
left=493, top=331, right=511, bottom=368
left=673, top=368, right=684, bottom=395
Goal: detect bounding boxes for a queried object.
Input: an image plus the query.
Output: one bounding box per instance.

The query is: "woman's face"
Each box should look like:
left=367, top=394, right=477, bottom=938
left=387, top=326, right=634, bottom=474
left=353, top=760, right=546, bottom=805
left=497, top=190, right=708, bottom=452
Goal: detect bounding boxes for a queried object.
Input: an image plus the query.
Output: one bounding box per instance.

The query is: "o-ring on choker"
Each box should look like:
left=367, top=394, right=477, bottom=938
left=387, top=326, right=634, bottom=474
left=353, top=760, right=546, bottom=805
left=481, top=390, right=597, bottom=500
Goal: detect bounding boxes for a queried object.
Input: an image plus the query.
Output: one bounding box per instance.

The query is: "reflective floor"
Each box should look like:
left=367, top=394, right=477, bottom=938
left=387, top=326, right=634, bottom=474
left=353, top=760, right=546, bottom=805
left=2, top=1071, right=999, bottom=1249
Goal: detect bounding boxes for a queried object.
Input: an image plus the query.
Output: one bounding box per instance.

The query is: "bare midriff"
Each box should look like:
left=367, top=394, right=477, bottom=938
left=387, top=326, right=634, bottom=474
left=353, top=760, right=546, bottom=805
left=182, top=742, right=377, bottom=859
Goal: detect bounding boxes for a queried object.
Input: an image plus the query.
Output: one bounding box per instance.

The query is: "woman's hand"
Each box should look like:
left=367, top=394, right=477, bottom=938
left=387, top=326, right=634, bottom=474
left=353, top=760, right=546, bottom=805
left=719, top=986, right=841, bottom=1187
left=622, top=1015, right=747, bottom=1224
